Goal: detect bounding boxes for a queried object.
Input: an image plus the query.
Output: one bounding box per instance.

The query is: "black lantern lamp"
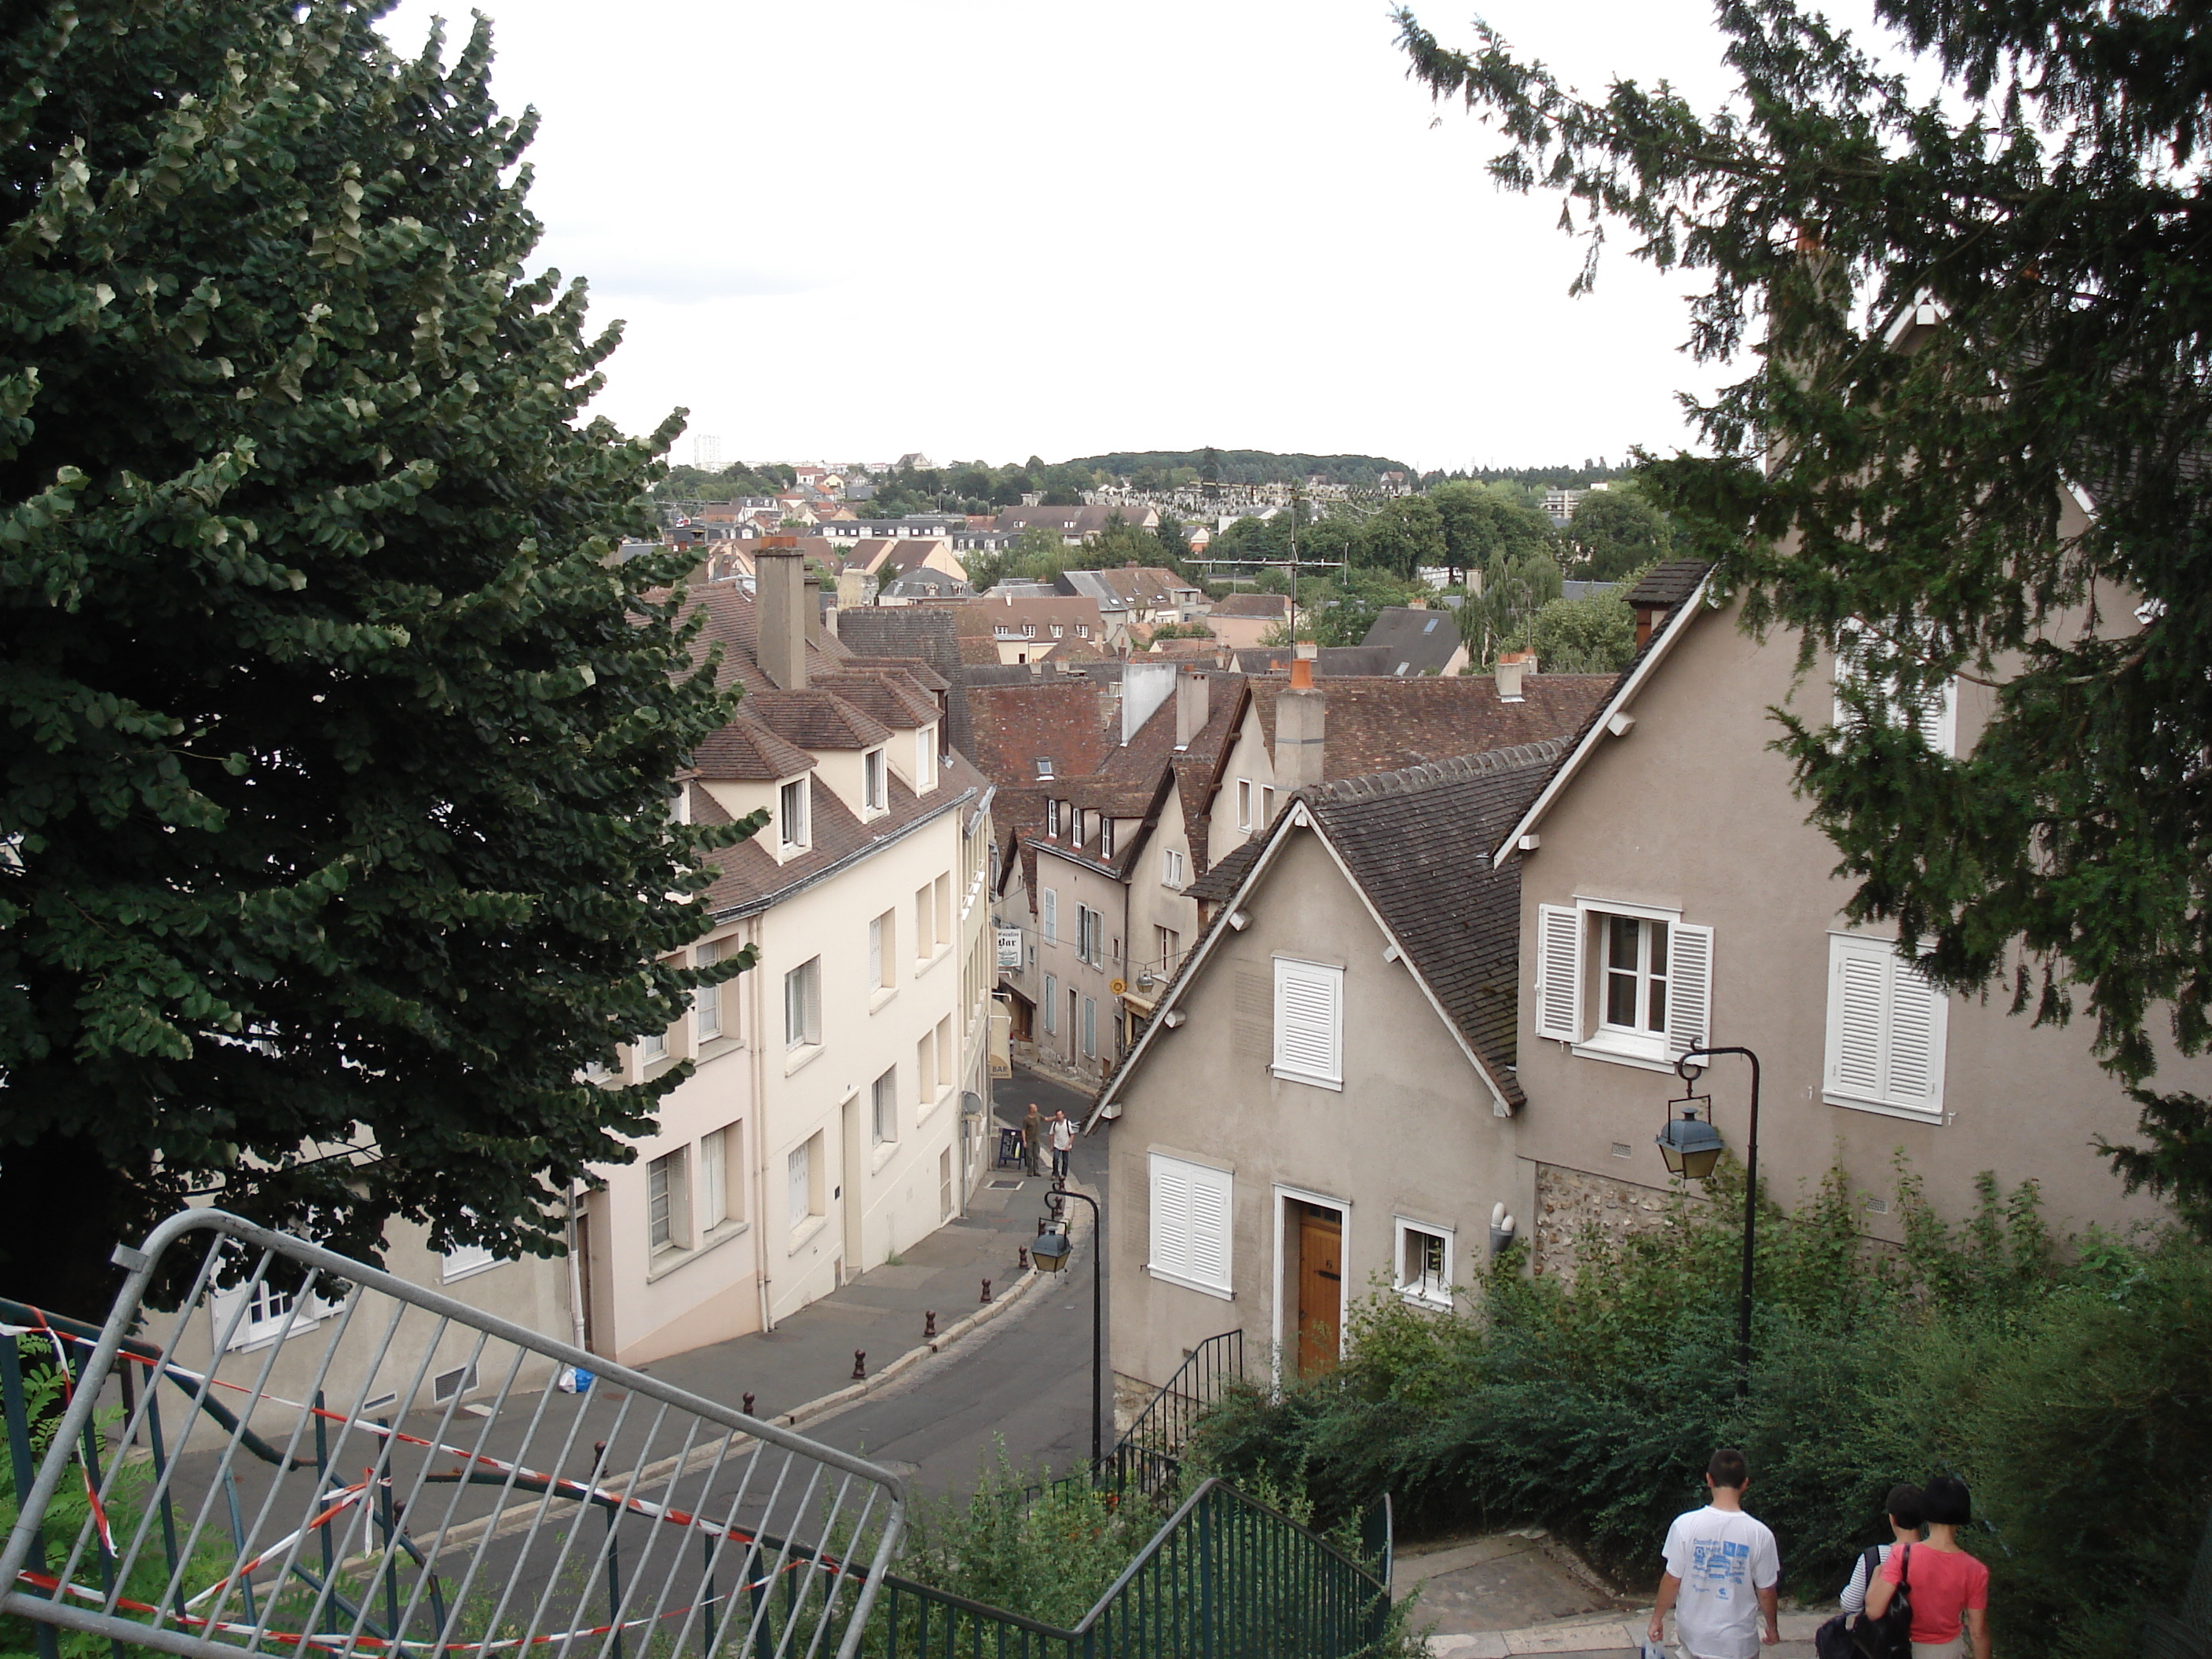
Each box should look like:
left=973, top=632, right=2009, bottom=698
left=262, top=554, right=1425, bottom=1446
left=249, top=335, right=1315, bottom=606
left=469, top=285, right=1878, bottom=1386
left=1031, top=1225, right=1073, bottom=1272
left=1657, top=1084, right=1725, bottom=1181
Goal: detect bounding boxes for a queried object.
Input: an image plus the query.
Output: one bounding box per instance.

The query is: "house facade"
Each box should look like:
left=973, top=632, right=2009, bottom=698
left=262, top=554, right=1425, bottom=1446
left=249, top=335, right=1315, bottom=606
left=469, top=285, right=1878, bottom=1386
left=1083, top=746, right=1562, bottom=1405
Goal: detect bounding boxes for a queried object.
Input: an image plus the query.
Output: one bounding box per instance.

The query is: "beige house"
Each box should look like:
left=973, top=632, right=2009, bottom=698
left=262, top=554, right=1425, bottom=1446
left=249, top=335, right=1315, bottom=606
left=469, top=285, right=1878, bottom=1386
left=1206, top=593, right=1292, bottom=652
left=1493, top=559, right=2189, bottom=1266
left=1084, top=745, right=1564, bottom=1397
left=954, top=595, right=1109, bottom=665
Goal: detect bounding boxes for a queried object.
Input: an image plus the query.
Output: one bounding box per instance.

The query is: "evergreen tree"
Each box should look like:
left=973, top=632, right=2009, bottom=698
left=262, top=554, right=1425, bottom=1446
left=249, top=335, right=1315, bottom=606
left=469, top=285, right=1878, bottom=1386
left=0, top=0, right=749, bottom=1312
left=1400, top=0, right=2212, bottom=1230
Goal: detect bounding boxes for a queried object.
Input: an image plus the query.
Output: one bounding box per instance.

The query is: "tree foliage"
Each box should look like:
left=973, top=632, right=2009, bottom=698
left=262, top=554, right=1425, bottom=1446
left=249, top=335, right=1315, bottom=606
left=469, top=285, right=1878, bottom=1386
left=1398, top=0, right=2212, bottom=1227
left=0, top=0, right=749, bottom=1313
left=1352, top=496, right=1446, bottom=580
left=1523, top=588, right=1639, bottom=672
left=1566, top=485, right=1671, bottom=580
left=1428, top=480, right=1562, bottom=581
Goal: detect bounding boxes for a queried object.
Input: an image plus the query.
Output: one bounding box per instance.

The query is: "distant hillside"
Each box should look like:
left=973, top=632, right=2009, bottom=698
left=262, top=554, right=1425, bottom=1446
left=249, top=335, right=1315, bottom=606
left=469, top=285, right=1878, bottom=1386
left=1062, top=449, right=1413, bottom=489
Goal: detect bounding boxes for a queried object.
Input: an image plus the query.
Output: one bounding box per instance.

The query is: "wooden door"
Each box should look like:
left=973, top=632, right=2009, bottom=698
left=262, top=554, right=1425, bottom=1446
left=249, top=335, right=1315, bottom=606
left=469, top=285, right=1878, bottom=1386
left=1295, top=1205, right=1342, bottom=1378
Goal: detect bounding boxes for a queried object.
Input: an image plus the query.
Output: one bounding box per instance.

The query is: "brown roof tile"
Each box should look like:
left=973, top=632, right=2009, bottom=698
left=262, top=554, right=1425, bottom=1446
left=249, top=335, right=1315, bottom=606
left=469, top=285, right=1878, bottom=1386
left=809, top=669, right=939, bottom=730
left=693, top=716, right=817, bottom=782
left=1243, top=673, right=1611, bottom=778
left=741, top=689, right=894, bottom=751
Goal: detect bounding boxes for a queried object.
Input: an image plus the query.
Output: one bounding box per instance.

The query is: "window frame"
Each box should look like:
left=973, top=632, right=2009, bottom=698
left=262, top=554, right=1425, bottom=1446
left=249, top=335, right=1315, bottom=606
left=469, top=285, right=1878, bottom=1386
left=1148, top=1152, right=1234, bottom=1298
left=1822, top=931, right=1949, bottom=1119
left=647, top=1148, right=690, bottom=1254
left=694, top=939, right=723, bottom=1040
left=1163, top=848, right=1185, bottom=888
left=1237, top=780, right=1252, bottom=831
left=1536, top=899, right=1712, bottom=1071
left=784, top=957, right=822, bottom=1050
left=1598, top=913, right=1671, bottom=1044
left=862, top=748, right=887, bottom=812
left=1042, top=972, right=1057, bottom=1034
left=1271, top=954, right=1345, bottom=1091
left=778, top=776, right=811, bottom=851
left=872, top=1064, right=899, bottom=1147
left=1392, top=1218, right=1454, bottom=1309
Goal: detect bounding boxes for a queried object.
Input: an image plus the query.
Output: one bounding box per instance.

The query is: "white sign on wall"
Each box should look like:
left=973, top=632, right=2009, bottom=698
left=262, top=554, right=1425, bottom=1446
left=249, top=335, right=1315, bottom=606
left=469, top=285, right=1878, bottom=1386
left=996, top=927, right=1023, bottom=970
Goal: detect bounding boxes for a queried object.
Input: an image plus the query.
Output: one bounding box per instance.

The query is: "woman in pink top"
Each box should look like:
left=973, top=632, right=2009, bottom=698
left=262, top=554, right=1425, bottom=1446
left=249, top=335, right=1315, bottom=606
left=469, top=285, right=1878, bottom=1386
left=1865, top=1475, right=1991, bottom=1659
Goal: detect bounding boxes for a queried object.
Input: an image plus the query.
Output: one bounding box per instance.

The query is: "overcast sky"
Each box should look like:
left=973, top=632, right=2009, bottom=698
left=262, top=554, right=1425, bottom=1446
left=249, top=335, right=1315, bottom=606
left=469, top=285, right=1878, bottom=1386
left=375, top=0, right=1903, bottom=474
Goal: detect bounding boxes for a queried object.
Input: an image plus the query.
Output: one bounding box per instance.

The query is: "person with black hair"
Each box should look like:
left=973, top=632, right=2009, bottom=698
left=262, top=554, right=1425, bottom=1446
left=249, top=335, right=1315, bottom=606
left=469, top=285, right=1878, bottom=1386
left=1650, top=1448, right=1782, bottom=1658
left=1840, top=1485, right=1923, bottom=1617
left=1866, top=1476, right=1990, bottom=1659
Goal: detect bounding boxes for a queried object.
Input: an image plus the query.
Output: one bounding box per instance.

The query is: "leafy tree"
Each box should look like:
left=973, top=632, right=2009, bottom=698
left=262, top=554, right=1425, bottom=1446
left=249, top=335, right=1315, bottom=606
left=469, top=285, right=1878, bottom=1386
left=1523, top=590, right=1639, bottom=673
left=1429, top=482, right=1560, bottom=583
left=0, top=0, right=750, bottom=1313
left=1459, top=551, right=1565, bottom=665
left=1355, top=496, right=1447, bottom=580
left=1565, top=487, right=1672, bottom=581
left=1316, top=567, right=1424, bottom=647
left=1398, top=0, right=2212, bottom=1230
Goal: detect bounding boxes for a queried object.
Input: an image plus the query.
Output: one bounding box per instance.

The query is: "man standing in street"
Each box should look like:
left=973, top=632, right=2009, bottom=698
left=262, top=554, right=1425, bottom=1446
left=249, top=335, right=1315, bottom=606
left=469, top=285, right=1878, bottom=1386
left=1049, top=1110, right=1075, bottom=1181
left=1022, top=1101, right=1043, bottom=1177
left=1650, top=1448, right=1781, bottom=1659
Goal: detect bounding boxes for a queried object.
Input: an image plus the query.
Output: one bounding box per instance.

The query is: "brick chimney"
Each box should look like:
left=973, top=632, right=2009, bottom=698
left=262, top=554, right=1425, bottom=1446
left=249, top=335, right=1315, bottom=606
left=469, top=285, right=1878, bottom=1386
left=1274, top=645, right=1325, bottom=788
left=756, top=537, right=808, bottom=690
left=1174, top=670, right=1210, bottom=749
left=803, top=572, right=828, bottom=648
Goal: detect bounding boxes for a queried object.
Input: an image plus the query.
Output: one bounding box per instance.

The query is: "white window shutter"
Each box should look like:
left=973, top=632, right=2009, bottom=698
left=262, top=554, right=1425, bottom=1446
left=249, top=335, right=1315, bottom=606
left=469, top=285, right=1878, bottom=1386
left=1828, top=946, right=1888, bottom=1099
left=1884, top=959, right=1946, bottom=1111
left=1149, top=1156, right=1191, bottom=1279
left=1664, top=923, right=1714, bottom=1060
left=1272, top=959, right=1342, bottom=1086
left=1533, top=904, right=1583, bottom=1042
left=1042, top=889, right=1057, bottom=943
left=1188, top=1166, right=1232, bottom=1289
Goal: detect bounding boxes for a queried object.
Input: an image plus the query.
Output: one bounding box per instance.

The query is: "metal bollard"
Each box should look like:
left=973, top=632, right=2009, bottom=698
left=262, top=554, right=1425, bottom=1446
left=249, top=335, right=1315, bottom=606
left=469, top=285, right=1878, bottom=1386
left=1036, top=1216, right=1048, bottom=1236
left=1018, top=1245, right=1029, bottom=1269
left=980, top=1277, right=993, bottom=1305
left=851, top=1350, right=866, bottom=1380
left=742, top=1392, right=755, bottom=1418
left=923, top=1310, right=936, bottom=1341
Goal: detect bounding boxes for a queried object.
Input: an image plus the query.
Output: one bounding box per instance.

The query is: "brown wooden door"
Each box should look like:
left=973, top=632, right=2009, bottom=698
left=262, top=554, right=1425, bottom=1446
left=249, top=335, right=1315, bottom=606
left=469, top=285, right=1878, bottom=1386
left=1296, top=1205, right=1342, bottom=1378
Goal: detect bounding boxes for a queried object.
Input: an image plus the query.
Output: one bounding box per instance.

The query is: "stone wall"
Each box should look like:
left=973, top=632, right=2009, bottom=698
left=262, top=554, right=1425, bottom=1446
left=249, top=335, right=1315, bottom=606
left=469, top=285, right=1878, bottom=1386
left=1532, top=1163, right=1676, bottom=1283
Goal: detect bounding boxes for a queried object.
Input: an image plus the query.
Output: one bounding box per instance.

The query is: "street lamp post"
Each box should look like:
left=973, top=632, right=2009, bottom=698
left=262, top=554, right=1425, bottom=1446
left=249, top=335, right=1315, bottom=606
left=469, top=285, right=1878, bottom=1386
left=1033, top=1182, right=1104, bottom=1467
left=1660, top=1045, right=1762, bottom=1397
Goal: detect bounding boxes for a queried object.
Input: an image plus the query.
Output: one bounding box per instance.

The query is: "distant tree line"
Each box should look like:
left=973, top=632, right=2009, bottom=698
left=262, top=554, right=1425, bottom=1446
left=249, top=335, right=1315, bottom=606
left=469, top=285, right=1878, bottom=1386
left=1064, top=447, right=1416, bottom=490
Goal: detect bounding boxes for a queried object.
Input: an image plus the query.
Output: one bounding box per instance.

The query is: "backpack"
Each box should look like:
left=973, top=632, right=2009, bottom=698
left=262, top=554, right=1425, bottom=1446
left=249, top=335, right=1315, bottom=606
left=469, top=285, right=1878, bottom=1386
left=1813, top=1547, right=1883, bottom=1659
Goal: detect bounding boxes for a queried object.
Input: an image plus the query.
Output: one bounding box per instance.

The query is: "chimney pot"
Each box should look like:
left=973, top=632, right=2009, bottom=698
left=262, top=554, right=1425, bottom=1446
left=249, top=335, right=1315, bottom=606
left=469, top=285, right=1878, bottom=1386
left=1495, top=650, right=1533, bottom=702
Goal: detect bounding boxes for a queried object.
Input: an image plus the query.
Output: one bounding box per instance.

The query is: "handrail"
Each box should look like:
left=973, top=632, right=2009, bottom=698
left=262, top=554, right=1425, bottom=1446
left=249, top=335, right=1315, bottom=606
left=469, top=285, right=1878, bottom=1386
left=1103, top=1326, right=1241, bottom=1482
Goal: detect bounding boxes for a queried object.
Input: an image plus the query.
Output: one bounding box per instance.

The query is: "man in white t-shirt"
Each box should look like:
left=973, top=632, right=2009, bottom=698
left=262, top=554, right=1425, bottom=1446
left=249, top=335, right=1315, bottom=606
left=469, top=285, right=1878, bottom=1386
left=1649, top=1448, right=1781, bottom=1659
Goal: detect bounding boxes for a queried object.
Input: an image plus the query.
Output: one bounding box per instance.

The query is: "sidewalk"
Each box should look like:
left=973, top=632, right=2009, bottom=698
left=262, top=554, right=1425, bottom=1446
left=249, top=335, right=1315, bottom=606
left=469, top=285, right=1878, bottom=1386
left=632, top=1069, right=1099, bottom=1434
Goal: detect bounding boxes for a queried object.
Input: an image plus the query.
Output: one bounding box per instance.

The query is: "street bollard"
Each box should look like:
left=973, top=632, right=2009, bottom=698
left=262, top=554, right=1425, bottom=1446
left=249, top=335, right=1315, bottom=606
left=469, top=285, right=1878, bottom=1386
left=1036, top=1216, right=1048, bottom=1236
left=980, top=1277, right=993, bottom=1305
left=851, top=1350, right=866, bottom=1380
left=1018, top=1245, right=1028, bottom=1269
left=923, top=1310, right=936, bottom=1341
left=742, top=1392, right=755, bottom=1418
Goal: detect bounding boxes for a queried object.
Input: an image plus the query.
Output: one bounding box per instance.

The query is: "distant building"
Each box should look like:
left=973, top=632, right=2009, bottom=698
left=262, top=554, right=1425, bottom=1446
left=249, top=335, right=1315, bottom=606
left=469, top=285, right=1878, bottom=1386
left=1360, top=605, right=1470, bottom=679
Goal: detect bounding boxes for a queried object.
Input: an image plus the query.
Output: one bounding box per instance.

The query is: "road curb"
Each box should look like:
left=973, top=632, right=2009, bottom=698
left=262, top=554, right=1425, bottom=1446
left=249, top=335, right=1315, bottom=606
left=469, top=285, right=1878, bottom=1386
left=775, top=1177, right=1100, bottom=1433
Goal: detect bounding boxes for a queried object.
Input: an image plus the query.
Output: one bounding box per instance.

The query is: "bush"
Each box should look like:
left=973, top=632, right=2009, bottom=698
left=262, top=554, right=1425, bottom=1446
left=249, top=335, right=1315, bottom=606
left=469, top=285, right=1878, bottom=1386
left=1191, top=1159, right=2212, bottom=1659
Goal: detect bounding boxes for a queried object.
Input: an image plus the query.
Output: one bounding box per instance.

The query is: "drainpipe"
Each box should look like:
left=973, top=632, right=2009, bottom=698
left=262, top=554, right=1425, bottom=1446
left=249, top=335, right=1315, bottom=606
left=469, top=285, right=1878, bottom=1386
left=566, top=1181, right=588, bottom=1353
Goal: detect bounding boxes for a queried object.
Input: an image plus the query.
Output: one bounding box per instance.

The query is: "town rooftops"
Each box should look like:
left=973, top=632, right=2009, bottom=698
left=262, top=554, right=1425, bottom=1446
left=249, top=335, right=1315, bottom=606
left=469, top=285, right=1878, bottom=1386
left=1360, top=606, right=1467, bottom=676
left=1243, top=672, right=1613, bottom=779
left=691, top=716, right=817, bottom=782
left=1209, top=592, right=1292, bottom=620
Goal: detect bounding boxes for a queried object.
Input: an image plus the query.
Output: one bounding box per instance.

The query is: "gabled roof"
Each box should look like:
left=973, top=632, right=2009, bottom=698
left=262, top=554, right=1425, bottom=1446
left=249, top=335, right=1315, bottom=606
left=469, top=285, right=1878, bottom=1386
left=808, top=669, right=938, bottom=731
left=738, top=690, right=893, bottom=751
left=1359, top=606, right=1465, bottom=676
left=1239, top=673, right=1613, bottom=779
left=1085, top=739, right=1572, bottom=1129
left=1210, top=592, right=1291, bottom=620
left=1493, top=562, right=1716, bottom=862
left=692, top=717, right=817, bottom=782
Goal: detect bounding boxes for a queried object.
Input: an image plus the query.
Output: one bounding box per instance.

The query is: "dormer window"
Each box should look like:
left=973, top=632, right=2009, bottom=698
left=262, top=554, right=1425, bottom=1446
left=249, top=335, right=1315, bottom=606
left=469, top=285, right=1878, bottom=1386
left=863, top=748, right=887, bottom=811
left=779, top=777, right=811, bottom=851
left=1099, top=819, right=1115, bottom=859
left=1023, top=622, right=1035, bottom=637
left=1052, top=624, right=1064, bottom=638
left=1046, top=799, right=1062, bottom=837
left=1035, top=756, right=1055, bottom=780
left=916, top=725, right=936, bottom=790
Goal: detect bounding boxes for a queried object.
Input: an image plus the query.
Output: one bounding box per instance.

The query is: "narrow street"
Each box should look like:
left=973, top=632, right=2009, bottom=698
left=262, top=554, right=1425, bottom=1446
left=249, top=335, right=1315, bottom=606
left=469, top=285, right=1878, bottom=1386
left=794, top=1067, right=1110, bottom=1500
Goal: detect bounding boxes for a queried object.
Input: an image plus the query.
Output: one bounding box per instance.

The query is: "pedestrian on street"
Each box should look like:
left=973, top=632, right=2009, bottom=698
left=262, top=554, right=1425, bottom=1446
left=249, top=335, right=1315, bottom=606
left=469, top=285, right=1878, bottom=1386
left=1049, top=1110, right=1075, bottom=1180
left=1840, top=1485, right=1922, bottom=1617
left=1863, top=1475, right=1990, bottom=1659
left=1649, top=1448, right=1781, bottom=1659
left=1022, top=1102, right=1043, bottom=1177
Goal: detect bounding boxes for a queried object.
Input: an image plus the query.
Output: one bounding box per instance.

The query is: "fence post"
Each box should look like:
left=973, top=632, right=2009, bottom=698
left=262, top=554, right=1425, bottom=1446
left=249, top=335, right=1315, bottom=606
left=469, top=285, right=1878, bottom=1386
left=1197, top=1489, right=1216, bottom=1659
left=0, top=1335, right=60, bottom=1659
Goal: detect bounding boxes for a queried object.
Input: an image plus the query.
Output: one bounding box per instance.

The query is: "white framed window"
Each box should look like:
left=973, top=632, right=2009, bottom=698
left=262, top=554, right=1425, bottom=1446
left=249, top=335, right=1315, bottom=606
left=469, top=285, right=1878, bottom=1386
left=1272, top=956, right=1344, bottom=1090
left=917, top=725, right=936, bottom=789
left=441, top=1219, right=500, bottom=1282
left=1262, top=786, right=1276, bottom=826
left=1535, top=901, right=1712, bottom=1068
left=211, top=1275, right=342, bottom=1352
left=699, top=1119, right=741, bottom=1230
left=1042, top=973, right=1057, bottom=1033
left=1099, top=818, right=1115, bottom=859
left=1046, top=801, right=1061, bottom=837
left=1833, top=626, right=1958, bottom=757
left=1824, top=932, right=1948, bottom=1116
left=1237, top=780, right=1252, bottom=831
left=1148, top=1153, right=1232, bottom=1297
left=784, top=956, right=822, bottom=1049
left=1155, top=925, right=1181, bottom=978
left=694, top=939, right=723, bottom=1039
left=638, top=1023, right=668, bottom=1063
left=1163, top=849, right=1185, bottom=888
left=1042, top=888, right=1058, bottom=943
left=787, top=1136, right=819, bottom=1228
left=1035, top=757, right=1054, bottom=781
left=869, top=910, right=894, bottom=989
left=667, top=784, right=690, bottom=824
left=863, top=749, right=887, bottom=811
left=873, top=1064, right=899, bottom=1145
left=1393, top=1218, right=1453, bottom=1308
left=779, top=777, right=811, bottom=850
left=648, top=1148, right=690, bottom=1253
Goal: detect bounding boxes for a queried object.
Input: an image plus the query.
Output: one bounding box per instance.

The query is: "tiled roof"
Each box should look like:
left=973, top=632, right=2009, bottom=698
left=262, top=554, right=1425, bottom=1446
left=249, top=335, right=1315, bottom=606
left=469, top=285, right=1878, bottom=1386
left=1626, top=559, right=1711, bottom=610
left=676, top=584, right=851, bottom=696
left=1242, top=674, right=1612, bottom=778
left=965, top=681, right=1115, bottom=789
left=1210, top=593, right=1291, bottom=619
left=692, top=716, right=817, bottom=782
left=809, top=669, right=939, bottom=730
left=738, top=690, right=894, bottom=751
left=837, top=607, right=973, bottom=756
left=1185, top=834, right=1262, bottom=903
left=1360, top=606, right=1466, bottom=676
left=1232, top=646, right=1391, bottom=677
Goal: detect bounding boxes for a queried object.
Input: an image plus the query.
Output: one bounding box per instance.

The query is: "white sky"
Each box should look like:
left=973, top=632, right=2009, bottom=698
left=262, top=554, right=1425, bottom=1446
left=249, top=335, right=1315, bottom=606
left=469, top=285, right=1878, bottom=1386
left=374, top=0, right=1905, bottom=474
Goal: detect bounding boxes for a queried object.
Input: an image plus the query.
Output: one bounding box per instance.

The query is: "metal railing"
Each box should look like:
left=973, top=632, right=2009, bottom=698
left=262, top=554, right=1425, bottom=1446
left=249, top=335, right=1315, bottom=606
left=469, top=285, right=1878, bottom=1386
left=2147, top=1502, right=2212, bottom=1659
left=865, top=1478, right=1391, bottom=1658
left=1098, top=1330, right=1243, bottom=1494
left=0, top=1208, right=906, bottom=1658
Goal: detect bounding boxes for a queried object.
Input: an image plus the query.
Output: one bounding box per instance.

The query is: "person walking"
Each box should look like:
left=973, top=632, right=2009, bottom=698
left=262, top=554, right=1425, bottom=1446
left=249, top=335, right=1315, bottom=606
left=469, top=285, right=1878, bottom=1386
left=1649, top=1448, right=1782, bottom=1659
left=1840, top=1485, right=1922, bottom=1617
left=1049, top=1110, right=1075, bottom=1181
left=1021, top=1102, right=1043, bottom=1177
left=1864, top=1475, right=1990, bottom=1659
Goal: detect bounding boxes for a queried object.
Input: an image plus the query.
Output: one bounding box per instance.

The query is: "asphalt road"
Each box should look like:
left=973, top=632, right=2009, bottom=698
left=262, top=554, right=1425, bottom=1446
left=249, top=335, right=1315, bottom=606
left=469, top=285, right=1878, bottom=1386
left=796, top=1068, right=1110, bottom=1504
